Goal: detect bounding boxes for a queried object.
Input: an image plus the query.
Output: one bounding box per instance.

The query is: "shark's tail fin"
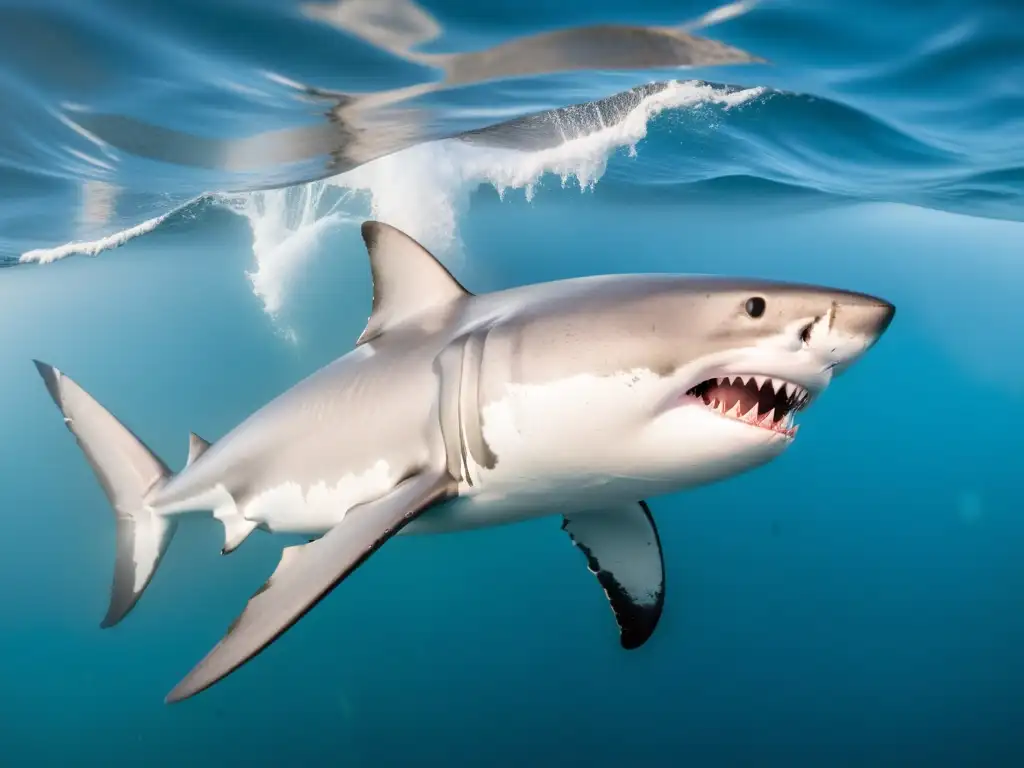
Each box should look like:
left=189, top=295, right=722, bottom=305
left=33, top=360, right=177, bottom=628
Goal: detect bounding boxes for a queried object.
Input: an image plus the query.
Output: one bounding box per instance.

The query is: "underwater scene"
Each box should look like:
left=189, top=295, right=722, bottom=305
left=1, top=0, right=1023, bottom=765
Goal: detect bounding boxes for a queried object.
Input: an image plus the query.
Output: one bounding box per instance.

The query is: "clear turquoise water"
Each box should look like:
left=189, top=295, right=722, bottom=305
left=2, top=1, right=1023, bottom=764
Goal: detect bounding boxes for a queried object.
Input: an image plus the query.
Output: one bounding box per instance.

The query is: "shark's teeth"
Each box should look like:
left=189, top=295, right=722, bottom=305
left=687, top=374, right=806, bottom=438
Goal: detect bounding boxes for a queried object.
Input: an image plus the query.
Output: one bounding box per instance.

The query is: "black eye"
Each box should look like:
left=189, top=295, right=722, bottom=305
left=745, top=296, right=766, bottom=318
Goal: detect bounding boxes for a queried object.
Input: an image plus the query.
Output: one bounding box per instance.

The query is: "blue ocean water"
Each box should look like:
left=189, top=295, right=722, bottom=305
left=1, top=0, right=1023, bottom=764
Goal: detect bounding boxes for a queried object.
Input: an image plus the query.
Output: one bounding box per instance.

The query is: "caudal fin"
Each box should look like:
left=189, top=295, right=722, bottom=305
left=33, top=360, right=177, bottom=628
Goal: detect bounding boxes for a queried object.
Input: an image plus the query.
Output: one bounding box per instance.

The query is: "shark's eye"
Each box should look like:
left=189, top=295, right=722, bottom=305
left=745, top=296, right=766, bottom=318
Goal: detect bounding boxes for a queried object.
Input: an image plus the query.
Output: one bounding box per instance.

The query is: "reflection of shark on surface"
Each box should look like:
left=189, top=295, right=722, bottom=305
left=34, top=221, right=894, bottom=703
left=64, top=0, right=764, bottom=182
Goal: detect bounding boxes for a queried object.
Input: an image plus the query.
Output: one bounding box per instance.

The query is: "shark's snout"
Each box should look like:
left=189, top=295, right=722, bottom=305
left=819, top=292, right=896, bottom=375
left=836, top=293, right=895, bottom=342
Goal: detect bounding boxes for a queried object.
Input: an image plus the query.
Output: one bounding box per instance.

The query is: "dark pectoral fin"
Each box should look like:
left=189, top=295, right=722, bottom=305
left=562, top=501, right=665, bottom=650
left=165, top=471, right=453, bottom=704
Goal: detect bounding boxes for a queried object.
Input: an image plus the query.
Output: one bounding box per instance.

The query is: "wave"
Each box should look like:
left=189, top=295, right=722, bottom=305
left=18, top=197, right=204, bottom=265
left=1, top=0, right=1023, bottom=272
left=19, top=80, right=767, bottom=326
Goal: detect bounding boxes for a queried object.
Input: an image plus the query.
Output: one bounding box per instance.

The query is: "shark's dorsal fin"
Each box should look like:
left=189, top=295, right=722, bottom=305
left=357, top=220, right=471, bottom=345
left=186, top=432, right=211, bottom=467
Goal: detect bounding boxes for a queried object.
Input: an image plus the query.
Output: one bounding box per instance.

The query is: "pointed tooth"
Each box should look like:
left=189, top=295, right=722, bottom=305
left=759, top=408, right=775, bottom=427
left=753, top=375, right=768, bottom=390
left=742, top=403, right=758, bottom=421
left=777, top=381, right=790, bottom=399
left=725, top=401, right=742, bottom=418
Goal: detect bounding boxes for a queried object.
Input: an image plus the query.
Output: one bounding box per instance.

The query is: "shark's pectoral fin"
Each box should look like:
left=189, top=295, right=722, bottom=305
left=562, top=501, right=665, bottom=650
left=165, top=471, right=453, bottom=704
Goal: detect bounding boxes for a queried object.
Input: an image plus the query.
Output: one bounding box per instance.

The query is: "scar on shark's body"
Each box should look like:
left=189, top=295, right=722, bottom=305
left=34, top=220, right=895, bottom=703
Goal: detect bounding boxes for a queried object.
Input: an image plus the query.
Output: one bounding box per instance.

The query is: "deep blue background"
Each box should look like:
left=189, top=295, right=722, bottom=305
left=3, top=187, right=1023, bottom=764
left=2, top=0, right=1024, bottom=763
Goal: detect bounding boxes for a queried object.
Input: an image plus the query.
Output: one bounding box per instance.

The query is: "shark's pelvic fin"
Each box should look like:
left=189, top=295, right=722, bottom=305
left=165, top=470, right=454, bottom=704
left=562, top=501, right=665, bottom=650
left=213, top=502, right=258, bottom=555
left=356, top=220, right=472, bottom=345
left=186, top=432, right=211, bottom=467
left=33, top=360, right=178, bottom=628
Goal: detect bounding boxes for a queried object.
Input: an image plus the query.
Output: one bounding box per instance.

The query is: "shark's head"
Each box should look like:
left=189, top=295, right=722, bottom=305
left=619, top=276, right=896, bottom=490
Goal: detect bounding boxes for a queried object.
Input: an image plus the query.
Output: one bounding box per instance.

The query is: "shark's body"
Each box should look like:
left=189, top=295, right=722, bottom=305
left=35, top=221, right=894, bottom=704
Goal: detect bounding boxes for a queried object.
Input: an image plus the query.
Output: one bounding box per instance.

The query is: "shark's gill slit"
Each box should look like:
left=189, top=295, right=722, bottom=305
left=685, top=376, right=810, bottom=437
left=800, top=321, right=815, bottom=345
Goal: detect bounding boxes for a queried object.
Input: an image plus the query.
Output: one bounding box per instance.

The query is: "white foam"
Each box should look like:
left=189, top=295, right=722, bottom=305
left=21, top=208, right=174, bottom=264
left=19, top=193, right=203, bottom=264
left=218, top=183, right=353, bottom=322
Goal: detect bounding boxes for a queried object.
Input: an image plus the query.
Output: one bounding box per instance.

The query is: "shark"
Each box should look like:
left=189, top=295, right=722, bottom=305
left=33, top=220, right=895, bottom=703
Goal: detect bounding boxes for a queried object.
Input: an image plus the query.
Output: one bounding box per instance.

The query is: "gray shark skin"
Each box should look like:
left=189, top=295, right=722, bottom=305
left=33, top=221, right=895, bottom=703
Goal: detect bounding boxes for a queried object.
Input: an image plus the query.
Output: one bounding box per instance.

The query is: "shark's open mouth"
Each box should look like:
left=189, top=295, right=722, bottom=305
left=685, top=375, right=810, bottom=438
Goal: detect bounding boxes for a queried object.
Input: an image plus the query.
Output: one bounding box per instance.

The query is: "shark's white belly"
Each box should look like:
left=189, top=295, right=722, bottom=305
left=405, top=367, right=791, bottom=536
left=406, top=369, right=695, bottom=536
left=174, top=369, right=787, bottom=539
left=165, top=460, right=409, bottom=537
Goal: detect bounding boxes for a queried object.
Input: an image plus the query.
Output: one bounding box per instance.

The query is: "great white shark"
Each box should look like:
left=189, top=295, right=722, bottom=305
left=33, top=221, right=895, bottom=703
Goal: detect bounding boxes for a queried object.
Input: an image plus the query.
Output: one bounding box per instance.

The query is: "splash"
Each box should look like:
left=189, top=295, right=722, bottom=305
left=218, top=183, right=354, bottom=323
left=227, top=80, right=766, bottom=319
